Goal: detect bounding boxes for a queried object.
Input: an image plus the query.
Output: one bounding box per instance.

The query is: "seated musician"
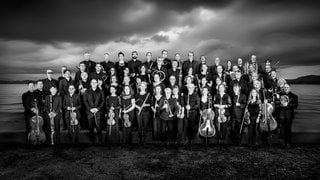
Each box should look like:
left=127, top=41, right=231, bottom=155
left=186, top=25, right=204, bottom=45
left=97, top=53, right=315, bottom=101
left=44, top=85, right=62, bottom=145
left=160, top=88, right=178, bottom=144
left=213, top=84, right=232, bottom=144
left=135, top=82, right=152, bottom=145
left=279, top=84, right=298, bottom=147
left=83, top=78, right=105, bottom=144
left=63, top=84, right=81, bottom=143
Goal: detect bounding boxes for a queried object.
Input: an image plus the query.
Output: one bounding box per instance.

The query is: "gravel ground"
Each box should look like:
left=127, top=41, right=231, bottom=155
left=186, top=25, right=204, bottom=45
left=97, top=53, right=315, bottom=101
left=0, top=144, right=319, bottom=179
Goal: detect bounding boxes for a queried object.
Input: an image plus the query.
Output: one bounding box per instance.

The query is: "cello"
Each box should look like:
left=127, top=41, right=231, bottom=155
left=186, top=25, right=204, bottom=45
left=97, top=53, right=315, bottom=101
left=259, top=90, right=277, bottom=131
left=28, top=99, right=46, bottom=145
left=199, top=94, right=216, bottom=143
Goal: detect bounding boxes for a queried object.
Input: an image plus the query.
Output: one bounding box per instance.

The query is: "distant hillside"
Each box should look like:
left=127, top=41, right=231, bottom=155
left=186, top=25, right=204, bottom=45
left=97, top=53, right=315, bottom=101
left=0, top=80, right=30, bottom=84
left=286, top=75, right=320, bottom=84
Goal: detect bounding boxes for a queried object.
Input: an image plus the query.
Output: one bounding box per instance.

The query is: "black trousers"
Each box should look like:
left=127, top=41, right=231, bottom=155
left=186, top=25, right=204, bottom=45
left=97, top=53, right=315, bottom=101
left=137, top=109, right=150, bottom=143
left=153, top=113, right=161, bottom=140
left=248, top=115, right=258, bottom=145
left=161, top=119, right=174, bottom=142
left=45, top=116, right=61, bottom=145
left=232, top=118, right=243, bottom=145
left=87, top=112, right=102, bottom=143
left=281, top=118, right=293, bottom=144
left=186, top=110, right=198, bottom=141
left=177, top=117, right=185, bottom=143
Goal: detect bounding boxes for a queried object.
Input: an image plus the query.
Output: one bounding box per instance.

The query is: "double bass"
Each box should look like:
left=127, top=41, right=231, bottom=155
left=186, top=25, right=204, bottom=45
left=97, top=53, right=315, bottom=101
left=28, top=99, right=46, bottom=145
left=259, top=91, right=277, bottom=131
left=199, top=94, right=216, bottom=140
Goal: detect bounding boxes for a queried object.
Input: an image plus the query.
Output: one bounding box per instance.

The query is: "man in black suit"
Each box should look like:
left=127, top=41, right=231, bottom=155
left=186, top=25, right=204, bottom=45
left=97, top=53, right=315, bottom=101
left=43, top=69, right=58, bottom=92
left=83, top=78, right=105, bottom=144
left=128, top=51, right=142, bottom=78
left=100, top=53, right=114, bottom=76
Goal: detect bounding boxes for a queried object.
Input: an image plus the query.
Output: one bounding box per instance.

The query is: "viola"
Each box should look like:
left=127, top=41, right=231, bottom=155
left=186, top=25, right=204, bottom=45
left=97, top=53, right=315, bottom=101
left=28, top=99, right=46, bottom=145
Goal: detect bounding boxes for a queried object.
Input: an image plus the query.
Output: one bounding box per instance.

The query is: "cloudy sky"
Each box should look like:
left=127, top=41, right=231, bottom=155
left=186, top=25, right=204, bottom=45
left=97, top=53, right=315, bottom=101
left=0, top=0, right=320, bottom=80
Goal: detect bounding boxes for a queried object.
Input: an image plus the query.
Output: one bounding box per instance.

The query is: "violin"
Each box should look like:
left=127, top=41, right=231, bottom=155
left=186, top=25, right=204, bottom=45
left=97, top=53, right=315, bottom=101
left=123, top=103, right=133, bottom=128
left=199, top=95, right=216, bottom=139
left=28, top=99, right=46, bottom=145
left=260, top=92, right=277, bottom=131
left=107, top=103, right=116, bottom=136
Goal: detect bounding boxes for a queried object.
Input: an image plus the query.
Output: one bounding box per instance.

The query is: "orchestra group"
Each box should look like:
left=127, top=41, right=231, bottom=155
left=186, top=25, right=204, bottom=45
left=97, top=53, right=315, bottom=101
left=22, top=50, right=298, bottom=147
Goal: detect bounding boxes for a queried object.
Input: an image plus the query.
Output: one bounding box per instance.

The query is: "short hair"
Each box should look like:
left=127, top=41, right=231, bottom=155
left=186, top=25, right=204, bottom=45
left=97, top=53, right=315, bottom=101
left=63, top=69, right=71, bottom=74
left=27, top=81, right=34, bottom=85
left=104, top=53, right=109, bottom=56
left=162, top=50, right=168, bottom=54
left=50, top=84, right=57, bottom=89
left=118, top=52, right=124, bottom=57
left=132, top=51, right=138, bottom=55
left=36, top=80, right=43, bottom=84
left=146, top=52, right=152, bottom=56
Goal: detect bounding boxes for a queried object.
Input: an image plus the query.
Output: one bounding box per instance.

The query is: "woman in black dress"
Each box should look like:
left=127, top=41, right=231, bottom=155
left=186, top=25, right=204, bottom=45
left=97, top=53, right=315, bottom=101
left=105, top=86, right=121, bottom=144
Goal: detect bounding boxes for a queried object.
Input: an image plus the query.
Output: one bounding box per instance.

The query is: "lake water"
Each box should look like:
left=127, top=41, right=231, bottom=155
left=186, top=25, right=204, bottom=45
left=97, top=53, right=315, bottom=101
left=0, top=84, right=319, bottom=132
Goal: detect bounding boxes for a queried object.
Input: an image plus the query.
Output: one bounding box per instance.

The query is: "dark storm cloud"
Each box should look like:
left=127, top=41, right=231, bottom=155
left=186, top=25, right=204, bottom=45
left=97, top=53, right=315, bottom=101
left=150, top=34, right=170, bottom=43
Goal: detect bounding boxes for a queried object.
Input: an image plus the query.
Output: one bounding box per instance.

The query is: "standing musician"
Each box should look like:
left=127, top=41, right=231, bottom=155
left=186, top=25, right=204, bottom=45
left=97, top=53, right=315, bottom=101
left=115, top=52, right=128, bottom=83
left=182, top=83, right=200, bottom=144
left=136, top=64, right=150, bottom=84
left=76, top=71, right=90, bottom=130
left=152, top=57, right=168, bottom=85
left=249, top=54, right=263, bottom=74
left=35, top=80, right=50, bottom=118
left=231, top=85, right=247, bottom=145
left=59, top=69, right=74, bottom=130
left=213, top=65, right=229, bottom=88
left=198, top=63, right=213, bottom=88
left=22, top=81, right=42, bottom=141
left=152, top=73, right=166, bottom=94
left=89, top=63, right=107, bottom=84
left=57, top=66, right=67, bottom=87
left=43, top=69, right=58, bottom=92
left=63, top=84, right=81, bottom=143
left=128, top=51, right=142, bottom=78
left=167, top=75, right=177, bottom=90
left=237, top=58, right=245, bottom=74
left=105, top=86, right=121, bottom=144
left=229, top=70, right=249, bottom=96
left=120, top=85, right=136, bottom=145
left=182, top=51, right=199, bottom=79
left=279, top=84, right=298, bottom=147
left=160, top=88, right=178, bottom=144
left=151, top=85, right=163, bottom=141
left=172, top=86, right=185, bottom=144
left=74, top=61, right=87, bottom=85
left=44, top=85, right=62, bottom=145
left=161, top=50, right=172, bottom=70
left=143, top=52, right=154, bottom=74
left=135, top=82, right=152, bottom=145
left=210, top=57, right=224, bottom=76
left=199, top=86, right=214, bottom=143
left=100, top=53, right=115, bottom=76
left=167, top=58, right=181, bottom=85
left=213, top=84, right=232, bottom=144
left=83, top=52, right=96, bottom=74
left=83, top=78, right=105, bottom=144
left=247, top=89, right=262, bottom=146
left=198, top=55, right=207, bottom=73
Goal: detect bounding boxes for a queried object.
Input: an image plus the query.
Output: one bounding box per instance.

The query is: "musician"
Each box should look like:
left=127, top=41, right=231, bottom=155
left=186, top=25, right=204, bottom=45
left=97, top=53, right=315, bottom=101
left=167, top=75, right=177, bottom=90
left=182, top=83, right=200, bottom=144
left=59, top=69, right=74, bottom=130
left=247, top=89, right=262, bottom=146
left=115, top=52, right=128, bottom=83
left=198, top=63, right=213, bottom=88
left=213, top=65, right=229, bottom=88
left=128, top=51, right=142, bottom=78
left=42, top=69, right=58, bottom=92
left=161, top=50, right=172, bottom=70
left=152, top=57, right=168, bottom=85
left=229, top=70, right=249, bottom=96
left=57, top=66, right=67, bottom=90
left=152, top=73, right=166, bottom=94
left=89, top=63, right=107, bottom=85
left=182, top=51, right=199, bottom=78
left=279, top=84, right=298, bottom=147
left=105, top=86, right=121, bottom=144
left=199, top=86, right=214, bottom=143
left=105, top=67, right=117, bottom=86
left=120, top=85, right=136, bottom=145
left=83, top=52, right=96, bottom=74
left=143, top=52, right=154, bottom=73
left=63, top=84, right=81, bottom=143
left=74, top=61, right=87, bottom=85
left=226, top=60, right=233, bottom=75
left=197, top=55, right=207, bottom=73
left=231, top=85, right=247, bottom=145
left=100, top=53, right=115, bottom=75
left=44, top=85, right=62, bottom=145
left=167, top=59, right=181, bottom=86
left=198, top=77, right=211, bottom=96
left=151, top=85, right=163, bottom=140
left=249, top=54, right=263, bottom=74
left=277, top=78, right=287, bottom=93
left=172, top=85, right=185, bottom=144
left=213, top=84, right=232, bottom=144
left=83, top=78, right=105, bottom=144
left=22, top=81, right=42, bottom=138
left=136, top=64, right=150, bottom=84
left=135, top=82, right=152, bottom=144
left=181, top=75, right=196, bottom=95
left=237, top=58, right=244, bottom=74
left=159, top=88, right=178, bottom=144
left=210, top=57, right=224, bottom=76
left=35, top=80, right=49, bottom=117
left=212, top=76, right=223, bottom=96
left=106, top=75, right=121, bottom=96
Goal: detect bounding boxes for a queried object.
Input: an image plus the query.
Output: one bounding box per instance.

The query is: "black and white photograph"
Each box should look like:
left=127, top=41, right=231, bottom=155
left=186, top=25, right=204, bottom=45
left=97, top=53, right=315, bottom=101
left=0, top=0, right=319, bottom=179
